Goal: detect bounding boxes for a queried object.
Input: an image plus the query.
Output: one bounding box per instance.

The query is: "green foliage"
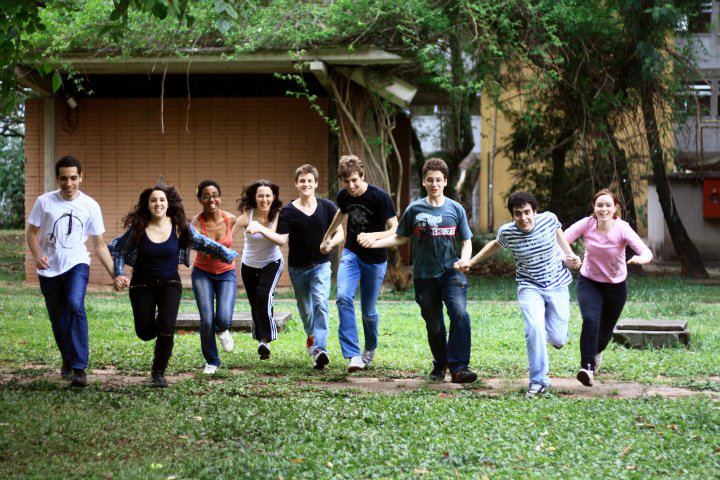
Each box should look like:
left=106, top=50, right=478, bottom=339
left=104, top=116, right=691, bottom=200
left=0, top=136, right=24, bottom=228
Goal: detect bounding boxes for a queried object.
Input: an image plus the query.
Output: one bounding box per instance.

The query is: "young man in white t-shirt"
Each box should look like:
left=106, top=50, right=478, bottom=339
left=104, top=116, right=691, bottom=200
left=26, top=156, right=118, bottom=387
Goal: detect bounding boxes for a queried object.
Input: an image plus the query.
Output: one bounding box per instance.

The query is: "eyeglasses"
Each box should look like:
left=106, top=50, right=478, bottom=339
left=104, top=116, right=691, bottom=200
left=201, top=194, right=220, bottom=201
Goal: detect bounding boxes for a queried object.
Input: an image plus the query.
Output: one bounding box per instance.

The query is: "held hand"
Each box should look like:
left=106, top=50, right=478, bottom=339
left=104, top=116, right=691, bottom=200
left=113, top=275, right=129, bottom=292
left=627, top=255, right=647, bottom=266
left=245, top=221, right=262, bottom=235
left=35, top=256, right=50, bottom=270
left=357, top=232, right=375, bottom=248
left=319, top=240, right=332, bottom=255
left=453, top=260, right=470, bottom=273
left=563, top=254, right=582, bottom=270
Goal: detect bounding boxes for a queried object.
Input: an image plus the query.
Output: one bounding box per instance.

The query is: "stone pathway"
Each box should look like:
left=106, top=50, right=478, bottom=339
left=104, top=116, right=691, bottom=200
left=1, top=366, right=718, bottom=400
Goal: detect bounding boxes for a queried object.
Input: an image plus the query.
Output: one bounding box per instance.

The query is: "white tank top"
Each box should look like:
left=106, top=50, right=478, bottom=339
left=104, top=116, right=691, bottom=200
left=241, top=209, right=283, bottom=268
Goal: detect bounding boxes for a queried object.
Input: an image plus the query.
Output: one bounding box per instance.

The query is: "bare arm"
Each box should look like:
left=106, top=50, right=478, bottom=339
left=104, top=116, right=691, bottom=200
left=556, top=228, right=582, bottom=269
left=231, top=212, right=250, bottom=237
left=455, top=239, right=502, bottom=272
left=366, top=234, right=409, bottom=249
left=320, top=210, right=346, bottom=253
left=90, top=235, right=116, bottom=278
left=249, top=216, right=289, bottom=246
left=25, top=224, right=49, bottom=270
left=357, top=216, right=398, bottom=247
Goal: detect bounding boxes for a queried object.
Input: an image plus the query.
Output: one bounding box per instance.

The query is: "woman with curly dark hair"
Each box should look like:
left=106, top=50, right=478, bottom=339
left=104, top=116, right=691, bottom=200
left=109, top=181, right=238, bottom=387
left=231, top=180, right=284, bottom=360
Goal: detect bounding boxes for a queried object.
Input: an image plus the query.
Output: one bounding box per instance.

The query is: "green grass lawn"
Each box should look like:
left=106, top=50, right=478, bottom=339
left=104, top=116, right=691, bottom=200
left=1, top=232, right=719, bottom=478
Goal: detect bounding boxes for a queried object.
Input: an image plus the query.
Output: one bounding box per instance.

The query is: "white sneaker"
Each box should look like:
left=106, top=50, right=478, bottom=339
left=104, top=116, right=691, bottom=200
left=594, top=352, right=603, bottom=373
left=347, top=355, right=366, bottom=373
left=203, top=363, right=218, bottom=375
left=217, top=330, right=234, bottom=352
left=313, top=350, right=329, bottom=370
left=361, top=348, right=376, bottom=366
left=526, top=383, right=549, bottom=398
left=576, top=366, right=594, bottom=387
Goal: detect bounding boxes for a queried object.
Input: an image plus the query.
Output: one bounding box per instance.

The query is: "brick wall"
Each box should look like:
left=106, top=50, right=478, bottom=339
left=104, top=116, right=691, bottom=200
left=25, top=97, right=330, bottom=288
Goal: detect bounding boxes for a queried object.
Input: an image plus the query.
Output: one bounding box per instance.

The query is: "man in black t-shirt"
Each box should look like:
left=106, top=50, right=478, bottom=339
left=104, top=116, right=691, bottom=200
left=320, top=155, right=397, bottom=373
left=268, top=164, right=344, bottom=369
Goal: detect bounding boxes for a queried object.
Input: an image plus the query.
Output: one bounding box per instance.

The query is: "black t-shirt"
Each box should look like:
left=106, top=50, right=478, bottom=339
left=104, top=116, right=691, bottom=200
left=277, top=197, right=338, bottom=268
left=337, top=184, right=396, bottom=264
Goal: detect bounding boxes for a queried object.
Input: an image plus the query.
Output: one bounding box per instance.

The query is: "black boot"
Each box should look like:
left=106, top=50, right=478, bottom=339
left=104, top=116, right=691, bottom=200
left=71, top=369, right=87, bottom=388
left=151, top=370, right=168, bottom=388
left=60, top=360, right=73, bottom=380
left=150, top=334, right=173, bottom=388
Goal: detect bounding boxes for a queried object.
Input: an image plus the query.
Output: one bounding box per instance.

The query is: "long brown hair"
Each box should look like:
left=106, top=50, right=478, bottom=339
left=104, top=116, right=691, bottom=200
left=122, top=181, right=191, bottom=247
left=237, top=180, right=282, bottom=222
left=591, top=188, right=622, bottom=220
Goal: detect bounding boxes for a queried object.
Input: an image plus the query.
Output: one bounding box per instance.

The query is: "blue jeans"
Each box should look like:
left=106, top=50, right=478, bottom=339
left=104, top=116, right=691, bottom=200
left=414, top=268, right=471, bottom=373
left=289, top=262, right=332, bottom=353
left=336, top=249, right=387, bottom=358
left=38, top=263, right=90, bottom=370
left=517, top=284, right=570, bottom=386
left=191, top=268, right=237, bottom=366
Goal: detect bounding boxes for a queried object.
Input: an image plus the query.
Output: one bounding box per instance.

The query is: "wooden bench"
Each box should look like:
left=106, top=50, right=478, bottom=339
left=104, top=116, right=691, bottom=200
left=613, top=319, right=690, bottom=348
left=175, top=312, right=291, bottom=332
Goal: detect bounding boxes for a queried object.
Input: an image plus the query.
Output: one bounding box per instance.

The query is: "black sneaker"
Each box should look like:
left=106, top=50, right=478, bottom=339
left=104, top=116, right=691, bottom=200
left=258, top=342, right=271, bottom=360
left=60, top=361, right=73, bottom=380
left=151, top=371, right=168, bottom=388
left=428, top=365, right=447, bottom=382
left=70, top=369, right=87, bottom=388
left=313, top=350, right=329, bottom=370
left=451, top=369, right=478, bottom=384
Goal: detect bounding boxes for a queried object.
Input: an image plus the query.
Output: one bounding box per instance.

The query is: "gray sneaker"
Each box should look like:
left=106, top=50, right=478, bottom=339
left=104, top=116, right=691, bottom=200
left=361, top=348, right=375, bottom=366
left=526, top=383, right=549, bottom=398
left=347, top=355, right=366, bottom=373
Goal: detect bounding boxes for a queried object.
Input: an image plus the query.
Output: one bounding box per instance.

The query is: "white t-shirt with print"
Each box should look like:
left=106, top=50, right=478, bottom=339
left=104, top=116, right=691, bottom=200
left=27, top=190, right=105, bottom=277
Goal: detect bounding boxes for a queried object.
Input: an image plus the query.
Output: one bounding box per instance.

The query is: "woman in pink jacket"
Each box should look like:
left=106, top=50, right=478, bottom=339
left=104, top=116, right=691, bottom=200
left=565, top=189, right=653, bottom=387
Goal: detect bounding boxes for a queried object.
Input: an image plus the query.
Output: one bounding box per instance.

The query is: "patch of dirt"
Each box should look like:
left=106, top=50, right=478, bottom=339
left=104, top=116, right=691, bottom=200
left=1, top=366, right=718, bottom=399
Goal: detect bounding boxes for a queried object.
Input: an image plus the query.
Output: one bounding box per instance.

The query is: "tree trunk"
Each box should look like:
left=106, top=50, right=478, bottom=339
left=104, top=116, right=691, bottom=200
left=549, top=125, right=574, bottom=220
left=640, top=90, right=709, bottom=278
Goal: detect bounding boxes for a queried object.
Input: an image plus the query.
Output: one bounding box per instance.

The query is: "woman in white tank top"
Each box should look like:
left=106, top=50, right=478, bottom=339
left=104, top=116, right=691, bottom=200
left=232, top=180, right=285, bottom=360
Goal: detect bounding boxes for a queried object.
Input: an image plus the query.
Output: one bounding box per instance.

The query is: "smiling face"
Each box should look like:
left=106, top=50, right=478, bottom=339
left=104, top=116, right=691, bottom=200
left=593, top=194, right=618, bottom=221
left=56, top=166, right=83, bottom=201
left=295, top=172, right=317, bottom=198
left=255, top=186, right=274, bottom=212
left=199, top=185, right=221, bottom=214
left=512, top=203, right=537, bottom=233
left=340, top=172, right=365, bottom=196
left=148, top=190, right=168, bottom=219
left=422, top=169, right=447, bottom=199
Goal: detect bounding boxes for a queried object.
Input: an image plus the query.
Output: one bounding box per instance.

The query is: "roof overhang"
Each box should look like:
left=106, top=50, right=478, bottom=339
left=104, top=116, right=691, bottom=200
left=39, top=48, right=411, bottom=75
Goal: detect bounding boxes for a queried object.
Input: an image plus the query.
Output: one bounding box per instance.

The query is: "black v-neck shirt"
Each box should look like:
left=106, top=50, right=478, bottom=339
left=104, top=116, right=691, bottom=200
left=277, top=197, right=338, bottom=268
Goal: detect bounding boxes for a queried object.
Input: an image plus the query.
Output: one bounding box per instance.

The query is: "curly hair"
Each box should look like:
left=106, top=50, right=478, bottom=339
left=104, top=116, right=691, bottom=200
left=237, top=180, right=282, bottom=222
left=122, top=181, right=191, bottom=248
left=196, top=179, right=222, bottom=200
left=337, top=155, right=364, bottom=179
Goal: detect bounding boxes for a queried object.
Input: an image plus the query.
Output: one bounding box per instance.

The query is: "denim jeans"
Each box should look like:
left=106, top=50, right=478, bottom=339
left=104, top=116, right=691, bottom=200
left=191, top=268, right=237, bottom=366
left=413, top=268, right=471, bottom=373
left=289, top=262, right=332, bottom=353
left=517, top=284, right=570, bottom=386
left=38, top=263, right=90, bottom=370
left=336, top=249, right=387, bottom=358
left=576, top=275, right=627, bottom=370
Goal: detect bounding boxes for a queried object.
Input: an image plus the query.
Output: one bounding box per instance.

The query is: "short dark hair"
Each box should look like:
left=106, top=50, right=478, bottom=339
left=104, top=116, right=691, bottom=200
left=55, top=156, right=82, bottom=177
left=196, top=180, right=222, bottom=200
left=422, top=158, right=449, bottom=180
left=295, top=164, right=319, bottom=182
left=507, top=191, right=537, bottom=214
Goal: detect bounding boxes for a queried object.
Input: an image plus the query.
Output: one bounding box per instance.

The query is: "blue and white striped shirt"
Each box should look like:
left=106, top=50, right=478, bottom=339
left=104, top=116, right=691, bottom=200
left=496, top=212, right=571, bottom=289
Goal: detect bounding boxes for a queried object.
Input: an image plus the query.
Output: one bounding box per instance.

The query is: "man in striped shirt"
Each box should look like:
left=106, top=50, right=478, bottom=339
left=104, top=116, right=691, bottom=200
left=456, top=192, right=581, bottom=397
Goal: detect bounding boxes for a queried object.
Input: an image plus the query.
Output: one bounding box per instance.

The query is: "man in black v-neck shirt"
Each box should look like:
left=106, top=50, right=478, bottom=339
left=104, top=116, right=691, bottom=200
left=320, top=155, right=398, bottom=373
left=272, top=164, right=344, bottom=369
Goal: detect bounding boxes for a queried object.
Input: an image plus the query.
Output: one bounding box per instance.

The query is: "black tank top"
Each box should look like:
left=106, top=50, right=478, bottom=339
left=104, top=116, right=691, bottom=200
left=134, top=227, right=178, bottom=280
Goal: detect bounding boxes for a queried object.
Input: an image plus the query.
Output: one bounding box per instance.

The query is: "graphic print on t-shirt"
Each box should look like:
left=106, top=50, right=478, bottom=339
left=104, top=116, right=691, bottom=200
left=413, top=213, right=456, bottom=239
left=47, top=210, right=85, bottom=250
left=347, top=205, right=372, bottom=233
